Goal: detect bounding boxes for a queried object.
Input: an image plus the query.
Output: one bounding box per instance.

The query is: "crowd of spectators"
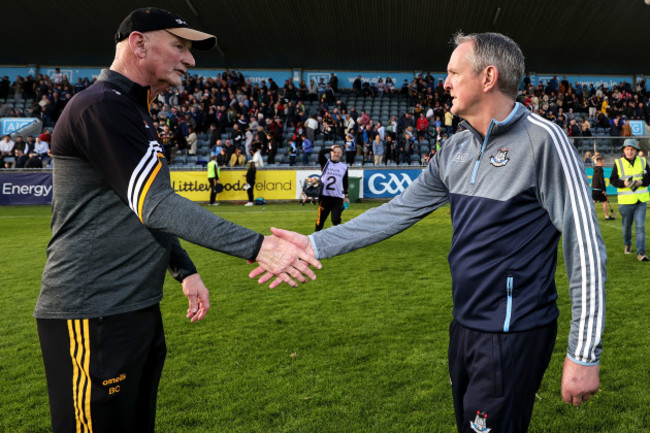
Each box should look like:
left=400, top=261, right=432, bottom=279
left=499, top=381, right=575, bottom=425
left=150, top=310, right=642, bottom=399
left=1, top=68, right=649, bottom=169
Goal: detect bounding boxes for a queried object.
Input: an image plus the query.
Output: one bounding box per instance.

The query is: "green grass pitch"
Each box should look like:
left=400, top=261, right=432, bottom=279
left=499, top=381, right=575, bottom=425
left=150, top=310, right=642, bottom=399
left=0, top=199, right=648, bottom=432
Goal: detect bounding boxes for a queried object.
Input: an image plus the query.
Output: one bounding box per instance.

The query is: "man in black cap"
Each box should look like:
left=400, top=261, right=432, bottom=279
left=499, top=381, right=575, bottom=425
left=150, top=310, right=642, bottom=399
left=34, top=8, right=321, bottom=433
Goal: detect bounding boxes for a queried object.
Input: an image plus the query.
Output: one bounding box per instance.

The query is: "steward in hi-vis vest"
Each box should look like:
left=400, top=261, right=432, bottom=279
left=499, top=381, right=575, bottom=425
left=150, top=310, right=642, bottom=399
left=609, top=138, right=649, bottom=261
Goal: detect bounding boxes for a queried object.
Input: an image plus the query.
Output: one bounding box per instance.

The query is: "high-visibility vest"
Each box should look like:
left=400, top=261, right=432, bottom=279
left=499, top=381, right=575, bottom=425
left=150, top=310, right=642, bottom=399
left=615, top=156, right=649, bottom=204
left=207, top=160, right=220, bottom=179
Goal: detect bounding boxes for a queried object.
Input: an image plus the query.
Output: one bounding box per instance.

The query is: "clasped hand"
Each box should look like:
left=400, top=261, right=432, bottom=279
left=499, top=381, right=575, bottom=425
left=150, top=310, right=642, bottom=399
left=250, top=227, right=320, bottom=289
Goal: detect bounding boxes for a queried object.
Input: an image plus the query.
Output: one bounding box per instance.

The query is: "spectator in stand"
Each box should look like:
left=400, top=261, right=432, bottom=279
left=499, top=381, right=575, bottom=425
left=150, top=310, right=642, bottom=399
left=208, top=122, right=220, bottom=147
left=24, top=148, right=43, bottom=168
left=609, top=115, right=622, bottom=136
left=400, top=126, right=416, bottom=165
left=596, top=111, right=609, bottom=129
left=581, top=117, right=592, bottom=136
left=358, top=109, right=370, bottom=128
left=211, top=139, right=223, bottom=158
left=251, top=144, right=264, bottom=168
left=223, top=139, right=236, bottom=161
left=373, top=130, right=384, bottom=166
left=305, top=114, right=318, bottom=143
left=344, top=132, right=356, bottom=165
left=265, top=132, right=278, bottom=164
left=353, top=75, right=362, bottom=96
left=568, top=118, right=581, bottom=137
left=216, top=146, right=229, bottom=167
left=444, top=107, right=454, bottom=136
left=159, top=125, right=174, bottom=160
left=416, top=112, right=429, bottom=142
left=385, top=76, right=395, bottom=99
left=308, top=79, right=318, bottom=101
left=317, top=77, right=326, bottom=101
left=329, top=73, right=338, bottom=92
left=384, top=134, right=396, bottom=165
left=0, top=76, right=9, bottom=101
left=322, top=111, right=335, bottom=140
left=1, top=134, right=15, bottom=167
left=51, top=68, right=65, bottom=85
left=301, top=133, right=313, bottom=165
left=186, top=126, right=198, bottom=156
left=288, top=139, right=297, bottom=166
left=361, top=125, right=373, bottom=165
left=12, top=76, right=25, bottom=100
left=376, top=78, right=385, bottom=98
left=73, top=78, right=86, bottom=94
left=233, top=118, right=245, bottom=142
left=400, top=79, right=409, bottom=98
left=13, top=136, right=29, bottom=168
left=34, top=136, right=50, bottom=165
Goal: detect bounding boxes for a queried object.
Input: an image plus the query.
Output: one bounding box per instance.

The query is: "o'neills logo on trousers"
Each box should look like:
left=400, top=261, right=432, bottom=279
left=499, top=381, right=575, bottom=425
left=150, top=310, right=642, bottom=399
left=172, top=180, right=292, bottom=192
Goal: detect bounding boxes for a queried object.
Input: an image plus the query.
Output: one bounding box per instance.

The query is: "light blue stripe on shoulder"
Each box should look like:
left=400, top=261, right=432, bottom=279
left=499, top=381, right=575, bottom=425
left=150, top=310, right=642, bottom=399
left=494, top=102, right=521, bottom=126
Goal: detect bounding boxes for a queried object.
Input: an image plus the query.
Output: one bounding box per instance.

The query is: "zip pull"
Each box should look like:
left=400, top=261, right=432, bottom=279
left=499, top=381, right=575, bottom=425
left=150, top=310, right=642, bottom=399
left=470, top=120, right=496, bottom=184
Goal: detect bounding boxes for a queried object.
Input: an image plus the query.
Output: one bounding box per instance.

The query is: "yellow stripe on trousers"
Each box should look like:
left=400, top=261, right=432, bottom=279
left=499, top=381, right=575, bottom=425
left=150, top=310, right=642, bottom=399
left=67, top=319, right=93, bottom=433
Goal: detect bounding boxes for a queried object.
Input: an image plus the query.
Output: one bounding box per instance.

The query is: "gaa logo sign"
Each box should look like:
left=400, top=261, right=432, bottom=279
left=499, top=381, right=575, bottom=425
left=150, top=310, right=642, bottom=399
left=364, top=170, right=422, bottom=198
left=628, top=120, right=645, bottom=137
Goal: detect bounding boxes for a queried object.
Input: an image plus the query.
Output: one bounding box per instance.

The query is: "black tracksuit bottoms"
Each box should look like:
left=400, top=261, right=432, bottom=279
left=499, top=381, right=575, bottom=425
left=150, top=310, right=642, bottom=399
left=315, top=195, right=344, bottom=231
left=37, top=304, right=166, bottom=433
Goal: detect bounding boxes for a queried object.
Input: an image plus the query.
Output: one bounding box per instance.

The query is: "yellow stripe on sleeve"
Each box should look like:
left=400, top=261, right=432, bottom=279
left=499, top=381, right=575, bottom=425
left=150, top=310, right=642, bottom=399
left=137, top=160, right=163, bottom=223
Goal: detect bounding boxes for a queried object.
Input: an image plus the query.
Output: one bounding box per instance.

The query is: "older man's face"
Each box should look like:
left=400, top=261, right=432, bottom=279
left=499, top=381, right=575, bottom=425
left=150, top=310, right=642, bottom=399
left=144, top=30, right=195, bottom=90
left=444, top=41, right=484, bottom=120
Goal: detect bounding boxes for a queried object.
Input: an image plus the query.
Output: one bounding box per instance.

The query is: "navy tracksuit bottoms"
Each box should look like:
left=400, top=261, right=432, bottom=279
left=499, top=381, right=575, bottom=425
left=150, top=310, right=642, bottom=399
left=448, top=319, right=557, bottom=433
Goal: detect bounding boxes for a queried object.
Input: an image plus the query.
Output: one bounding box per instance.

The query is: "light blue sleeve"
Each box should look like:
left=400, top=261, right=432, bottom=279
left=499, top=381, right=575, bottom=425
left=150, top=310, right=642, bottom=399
left=310, top=157, right=450, bottom=259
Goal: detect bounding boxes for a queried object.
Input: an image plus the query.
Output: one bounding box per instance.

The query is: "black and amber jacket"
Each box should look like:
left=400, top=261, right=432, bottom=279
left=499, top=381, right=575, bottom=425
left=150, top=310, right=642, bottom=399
left=35, top=70, right=263, bottom=319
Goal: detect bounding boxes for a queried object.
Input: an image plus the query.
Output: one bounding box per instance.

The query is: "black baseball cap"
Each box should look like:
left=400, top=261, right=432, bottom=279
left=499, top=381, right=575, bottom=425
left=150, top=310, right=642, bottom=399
left=114, top=7, right=216, bottom=50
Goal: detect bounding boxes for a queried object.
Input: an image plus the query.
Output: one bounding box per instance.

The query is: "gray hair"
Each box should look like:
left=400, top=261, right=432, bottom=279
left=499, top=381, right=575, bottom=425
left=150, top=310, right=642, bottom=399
left=452, top=32, right=525, bottom=99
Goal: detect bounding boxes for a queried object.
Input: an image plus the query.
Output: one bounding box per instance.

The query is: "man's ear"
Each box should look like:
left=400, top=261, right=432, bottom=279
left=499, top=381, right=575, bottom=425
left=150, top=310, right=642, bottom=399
left=483, top=65, right=499, bottom=93
left=129, top=32, right=147, bottom=60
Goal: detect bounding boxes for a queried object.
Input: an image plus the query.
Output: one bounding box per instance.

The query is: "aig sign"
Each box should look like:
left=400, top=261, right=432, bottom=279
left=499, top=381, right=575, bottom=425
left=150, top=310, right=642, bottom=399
left=1, top=118, right=38, bottom=135
left=364, top=169, right=422, bottom=198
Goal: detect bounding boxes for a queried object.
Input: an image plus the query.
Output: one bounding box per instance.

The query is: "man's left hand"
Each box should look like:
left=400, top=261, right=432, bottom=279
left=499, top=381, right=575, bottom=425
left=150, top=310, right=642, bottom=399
left=182, top=273, right=210, bottom=323
left=561, top=356, right=599, bottom=406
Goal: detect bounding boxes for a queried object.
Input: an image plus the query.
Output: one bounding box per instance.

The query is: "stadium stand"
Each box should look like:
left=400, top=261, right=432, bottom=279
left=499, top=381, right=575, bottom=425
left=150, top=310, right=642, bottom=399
left=1, top=70, right=649, bottom=169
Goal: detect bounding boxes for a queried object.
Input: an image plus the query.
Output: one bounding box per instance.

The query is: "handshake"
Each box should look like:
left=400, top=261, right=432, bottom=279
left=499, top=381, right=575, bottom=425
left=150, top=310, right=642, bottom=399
left=250, top=228, right=320, bottom=289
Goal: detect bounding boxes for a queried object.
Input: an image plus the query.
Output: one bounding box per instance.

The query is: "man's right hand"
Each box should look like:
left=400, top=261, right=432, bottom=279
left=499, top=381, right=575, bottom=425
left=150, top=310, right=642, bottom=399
left=249, top=227, right=319, bottom=289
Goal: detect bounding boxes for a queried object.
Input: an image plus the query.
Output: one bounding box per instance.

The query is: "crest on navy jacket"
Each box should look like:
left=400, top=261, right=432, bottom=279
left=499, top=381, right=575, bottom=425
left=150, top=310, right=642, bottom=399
left=489, top=147, right=510, bottom=167
left=470, top=411, right=491, bottom=432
